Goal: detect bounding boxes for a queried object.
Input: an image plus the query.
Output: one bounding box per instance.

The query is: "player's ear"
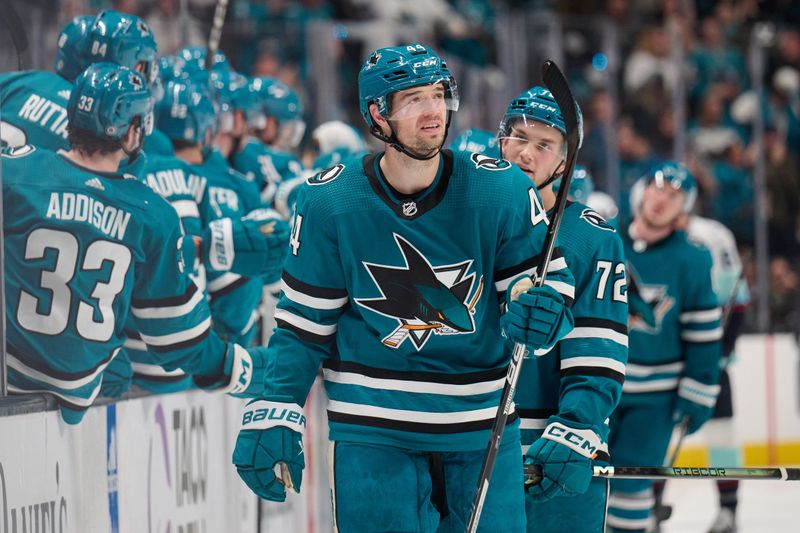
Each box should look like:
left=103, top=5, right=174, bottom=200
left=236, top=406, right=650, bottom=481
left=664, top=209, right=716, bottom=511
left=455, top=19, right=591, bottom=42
left=369, top=103, right=390, bottom=136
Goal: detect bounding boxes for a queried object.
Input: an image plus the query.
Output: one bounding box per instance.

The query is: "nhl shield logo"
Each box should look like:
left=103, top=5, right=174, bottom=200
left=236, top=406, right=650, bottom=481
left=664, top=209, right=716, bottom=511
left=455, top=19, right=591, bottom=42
left=470, top=152, right=511, bottom=171
left=401, top=201, right=418, bottom=217
left=356, top=234, right=485, bottom=351
left=308, top=164, right=344, bottom=186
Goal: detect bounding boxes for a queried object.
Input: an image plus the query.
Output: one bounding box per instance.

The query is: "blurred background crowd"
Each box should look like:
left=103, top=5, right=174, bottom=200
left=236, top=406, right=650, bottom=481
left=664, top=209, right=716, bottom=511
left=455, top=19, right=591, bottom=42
left=1, top=0, right=799, bottom=335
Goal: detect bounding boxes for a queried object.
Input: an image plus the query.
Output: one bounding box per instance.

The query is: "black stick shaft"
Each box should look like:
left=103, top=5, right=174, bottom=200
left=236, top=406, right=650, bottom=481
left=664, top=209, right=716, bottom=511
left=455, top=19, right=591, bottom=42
left=525, top=464, right=800, bottom=483
left=465, top=60, right=581, bottom=533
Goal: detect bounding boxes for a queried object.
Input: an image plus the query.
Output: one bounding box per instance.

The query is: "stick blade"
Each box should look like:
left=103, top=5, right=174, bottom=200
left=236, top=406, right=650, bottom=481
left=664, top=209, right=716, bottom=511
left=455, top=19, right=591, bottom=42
left=541, top=61, right=582, bottom=149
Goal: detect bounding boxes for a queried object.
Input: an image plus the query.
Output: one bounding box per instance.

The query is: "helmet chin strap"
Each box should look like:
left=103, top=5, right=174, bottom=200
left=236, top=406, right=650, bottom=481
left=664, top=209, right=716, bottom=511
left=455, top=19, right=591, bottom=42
left=370, top=111, right=453, bottom=161
left=536, top=158, right=566, bottom=191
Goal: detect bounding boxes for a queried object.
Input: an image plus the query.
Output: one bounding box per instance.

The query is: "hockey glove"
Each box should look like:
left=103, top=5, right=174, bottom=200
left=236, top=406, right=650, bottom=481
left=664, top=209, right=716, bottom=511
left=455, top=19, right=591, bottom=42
left=205, top=209, right=290, bottom=280
left=500, top=278, right=573, bottom=351
left=193, top=344, right=269, bottom=397
left=233, top=397, right=306, bottom=502
left=100, top=350, right=133, bottom=398
left=524, top=417, right=604, bottom=502
left=672, top=377, right=720, bottom=434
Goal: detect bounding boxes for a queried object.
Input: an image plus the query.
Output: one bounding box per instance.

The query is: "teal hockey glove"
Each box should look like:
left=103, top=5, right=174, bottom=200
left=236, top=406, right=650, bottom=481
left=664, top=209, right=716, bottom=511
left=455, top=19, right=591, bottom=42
left=100, top=350, right=133, bottom=398
left=500, top=279, right=573, bottom=351
left=524, top=417, right=603, bottom=501
left=193, top=344, right=268, bottom=397
left=672, top=377, right=720, bottom=434
left=233, top=398, right=306, bottom=502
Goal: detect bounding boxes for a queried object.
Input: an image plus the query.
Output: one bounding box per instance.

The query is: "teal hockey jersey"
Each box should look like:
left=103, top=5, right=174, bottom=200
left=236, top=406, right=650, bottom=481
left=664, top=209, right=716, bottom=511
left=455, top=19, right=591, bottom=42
left=232, top=138, right=303, bottom=205
left=0, top=71, right=71, bottom=151
left=196, top=157, right=264, bottom=346
left=259, top=149, right=576, bottom=452
left=142, top=154, right=207, bottom=239
left=143, top=128, right=175, bottom=157
left=515, top=202, right=628, bottom=449
left=621, top=226, right=722, bottom=401
left=2, top=146, right=227, bottom=423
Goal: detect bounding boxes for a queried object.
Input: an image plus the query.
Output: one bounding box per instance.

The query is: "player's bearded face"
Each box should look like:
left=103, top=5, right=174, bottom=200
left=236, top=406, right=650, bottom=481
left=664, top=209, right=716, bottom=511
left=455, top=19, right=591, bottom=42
left=389, top=84, right=448, bottom=157
left=640, top=183, right=685, bottom=229
left=500, top=121, right=565, bottom=186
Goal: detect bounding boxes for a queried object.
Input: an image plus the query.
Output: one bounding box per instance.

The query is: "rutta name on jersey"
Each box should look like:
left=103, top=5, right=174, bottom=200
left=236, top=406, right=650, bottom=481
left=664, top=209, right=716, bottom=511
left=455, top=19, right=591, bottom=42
left=46, top=192, right=132, bottom=241
left=17, top=93, right=69, bottom=140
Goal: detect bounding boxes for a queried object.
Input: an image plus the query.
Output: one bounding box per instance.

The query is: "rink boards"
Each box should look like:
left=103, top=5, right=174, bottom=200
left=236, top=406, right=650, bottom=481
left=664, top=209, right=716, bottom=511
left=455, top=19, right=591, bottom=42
left=0, top=334, right=797, bottom=533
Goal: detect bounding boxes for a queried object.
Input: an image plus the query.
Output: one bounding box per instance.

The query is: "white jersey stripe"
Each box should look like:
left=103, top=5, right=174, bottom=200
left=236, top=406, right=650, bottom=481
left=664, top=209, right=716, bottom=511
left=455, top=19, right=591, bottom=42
left=281, top=279, right=348, bottom=310
left=139, top=317, right=211, bottom=346
left=681, top=328, right=723, bottom=342
left=327, top=400, right=508, bottom=425
left=275, top=308, right=337, bottom=336
left=564, top=327, right=628, bottom=347
left=519, top=418, right=548, bottom=430
left=322, top=368, right=505, bottom=397
left=207, top=272, right=242, bottom=293
left=130, top=362, right=187, bottom=377
left=544, top=279, right=575, bottom=299
left=625, top=361, right=684, bottom=377
left=622, top=377, right=680, bottom=393
left=679, top=307, right=722, bottom=323
left=561, top=356, right=627, bottom=375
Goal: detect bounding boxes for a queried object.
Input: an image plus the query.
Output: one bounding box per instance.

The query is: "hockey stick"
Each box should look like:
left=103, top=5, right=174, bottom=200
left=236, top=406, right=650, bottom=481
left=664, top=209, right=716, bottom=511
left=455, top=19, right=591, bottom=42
left=525, top=464, right=800, bottom=483
left=465, top=60, right=581, bottom=533
left=205, top=0, right=230, bottom=70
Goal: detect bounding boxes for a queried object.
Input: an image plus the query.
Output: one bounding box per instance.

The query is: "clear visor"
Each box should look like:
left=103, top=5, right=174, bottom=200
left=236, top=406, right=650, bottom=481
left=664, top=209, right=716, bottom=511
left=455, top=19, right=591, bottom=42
left=143, top=110, right=154, bottom=136
left=387, top=92, right=459, bottom=121
left=499, top=117, right=566, bottom=160
left=276, top=119, right=306, bottom=149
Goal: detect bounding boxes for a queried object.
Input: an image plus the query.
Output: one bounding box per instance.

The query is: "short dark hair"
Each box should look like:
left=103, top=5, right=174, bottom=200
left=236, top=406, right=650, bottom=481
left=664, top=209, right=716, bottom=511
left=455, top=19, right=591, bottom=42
left=171, top=139, right=198, bottom=151
left=68, top=125, right=123, bottom=156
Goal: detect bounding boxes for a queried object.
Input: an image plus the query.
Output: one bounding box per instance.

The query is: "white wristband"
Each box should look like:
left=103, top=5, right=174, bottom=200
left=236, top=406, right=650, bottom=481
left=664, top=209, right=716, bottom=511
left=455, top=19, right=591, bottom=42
left=240, top=400, right=307, bottom=436
left=541, top=421, right=607, bottom=459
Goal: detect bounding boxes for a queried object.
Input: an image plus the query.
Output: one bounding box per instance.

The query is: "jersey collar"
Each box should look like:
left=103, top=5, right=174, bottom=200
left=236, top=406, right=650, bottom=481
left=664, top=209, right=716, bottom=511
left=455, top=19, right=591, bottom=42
left=362, top=149, right=454, bottom=220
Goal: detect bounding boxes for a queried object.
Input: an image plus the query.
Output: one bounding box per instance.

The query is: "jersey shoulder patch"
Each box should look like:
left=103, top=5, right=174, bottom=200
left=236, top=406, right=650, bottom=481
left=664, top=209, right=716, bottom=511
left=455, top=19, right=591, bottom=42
left=470, top=152, right=511, bottom=171
left=307, top=163, right=344, bottom=186
left=579, top=207, right=616, bottom=232
left=1, top=144, right=36, bottom=159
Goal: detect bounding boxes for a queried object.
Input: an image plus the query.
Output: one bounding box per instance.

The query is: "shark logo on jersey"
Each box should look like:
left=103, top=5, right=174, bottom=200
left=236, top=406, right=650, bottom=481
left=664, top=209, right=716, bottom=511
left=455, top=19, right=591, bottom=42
left=580, top=208, right=615, bottom=232
left=308, top=164, right=344, bottom=186
left=627, top=265, right=674, bottom=333
left=356, top=234, right=484, bottom=351
left=470, top=153, right=511, bottom=171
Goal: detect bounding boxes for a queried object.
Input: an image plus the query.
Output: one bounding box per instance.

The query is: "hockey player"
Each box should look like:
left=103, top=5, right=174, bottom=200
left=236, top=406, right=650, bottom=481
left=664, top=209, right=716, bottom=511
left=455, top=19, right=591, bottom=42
left=0, top=15, right=91, bottom=150
left=2, top=63, right=266, bottom=423
left=232, top=77, right=306, bottom=206
left=231, top=43, right=576, bottom=531
left=449, top=128, right=501, bottom=158
left=498, top=88, right=628, bottom=532
left=606, top=162, right=722, bottom=532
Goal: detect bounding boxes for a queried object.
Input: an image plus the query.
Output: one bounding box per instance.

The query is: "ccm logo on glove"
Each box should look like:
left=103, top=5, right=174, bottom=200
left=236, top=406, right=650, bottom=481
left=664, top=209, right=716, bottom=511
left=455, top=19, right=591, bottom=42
left=543, top=422, right=606, bottom=459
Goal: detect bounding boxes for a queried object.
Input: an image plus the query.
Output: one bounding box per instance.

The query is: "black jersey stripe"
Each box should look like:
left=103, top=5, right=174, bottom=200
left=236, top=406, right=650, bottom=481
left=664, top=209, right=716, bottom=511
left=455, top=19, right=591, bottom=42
left=494, top=248, right=566, bottom=282
left=323, top=359, right=508, bottom=385
left=132, top=282, right=198, bottom=309
left=208, top=275, right=250, bottom=298
left=147, top=327, right=211, bottom=353
left=7, top=346, right=117, bottom=381
left=327, top=410, right=519, bottom=434
left=561, top=366, right=625, bottom=384
left=282, top=271, right=348, bottom=300
left=516, top=408, right=558, bottom=420
left=574, top=317, right=628, bottom=335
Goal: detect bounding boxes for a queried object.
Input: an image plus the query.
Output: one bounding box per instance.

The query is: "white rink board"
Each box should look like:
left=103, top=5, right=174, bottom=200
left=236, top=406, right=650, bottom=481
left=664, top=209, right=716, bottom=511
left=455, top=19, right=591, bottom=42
left=0, top=406, right=109, bottom=533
